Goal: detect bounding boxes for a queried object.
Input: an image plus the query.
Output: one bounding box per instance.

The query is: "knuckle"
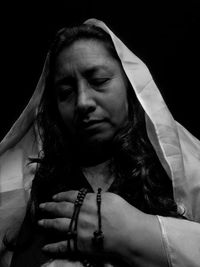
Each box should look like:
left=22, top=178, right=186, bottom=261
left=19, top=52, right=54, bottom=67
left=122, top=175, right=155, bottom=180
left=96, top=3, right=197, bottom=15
left=59, top=201, right=67, bottom=209
left=42, top=219, right=48, bottom=227
left=42, top=219, right=51, bottom=228
left=59, top=241, right=67, bottom=253
left=53, top=218, right=60, bottom=227
left=55, top=202, right=67, bottom=214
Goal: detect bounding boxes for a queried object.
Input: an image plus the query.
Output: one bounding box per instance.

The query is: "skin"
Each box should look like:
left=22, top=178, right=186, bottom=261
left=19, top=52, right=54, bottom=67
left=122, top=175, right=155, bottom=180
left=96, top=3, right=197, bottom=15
left=54, top=40, right=129, bottom=165
left=38, top=40, right=168, bottom=266
left=39, top=191, right=168, bottom=267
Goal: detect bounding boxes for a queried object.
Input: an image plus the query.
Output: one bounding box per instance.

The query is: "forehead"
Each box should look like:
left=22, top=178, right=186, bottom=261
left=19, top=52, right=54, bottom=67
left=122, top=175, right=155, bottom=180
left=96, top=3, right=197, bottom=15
left=54, top=40, right=120, bottom=77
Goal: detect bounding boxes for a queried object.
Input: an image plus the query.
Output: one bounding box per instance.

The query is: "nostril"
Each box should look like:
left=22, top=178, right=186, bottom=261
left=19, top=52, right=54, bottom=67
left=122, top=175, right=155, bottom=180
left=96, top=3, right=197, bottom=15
left=76, top=104, right=96, bottom=118
left=76, top=83, right=96, bottom=115
left=76, top=95, right=96, bottom=114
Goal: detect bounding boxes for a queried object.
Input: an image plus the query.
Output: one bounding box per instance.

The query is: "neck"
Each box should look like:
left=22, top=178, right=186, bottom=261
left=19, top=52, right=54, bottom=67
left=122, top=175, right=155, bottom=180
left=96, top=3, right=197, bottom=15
left=82, top=158, right=115, bottom=192
left=73, top=141, right=113, bottom=167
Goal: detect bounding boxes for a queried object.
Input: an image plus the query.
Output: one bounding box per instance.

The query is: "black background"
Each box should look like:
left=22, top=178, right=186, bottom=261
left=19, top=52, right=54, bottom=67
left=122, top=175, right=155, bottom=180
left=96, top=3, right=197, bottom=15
left=1, top=0, right=200, bottom=140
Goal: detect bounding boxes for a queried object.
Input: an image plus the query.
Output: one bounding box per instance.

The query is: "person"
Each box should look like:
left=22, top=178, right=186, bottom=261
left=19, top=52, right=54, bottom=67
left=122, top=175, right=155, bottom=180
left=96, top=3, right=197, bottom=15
left=0, top=18, right=200, bottom=267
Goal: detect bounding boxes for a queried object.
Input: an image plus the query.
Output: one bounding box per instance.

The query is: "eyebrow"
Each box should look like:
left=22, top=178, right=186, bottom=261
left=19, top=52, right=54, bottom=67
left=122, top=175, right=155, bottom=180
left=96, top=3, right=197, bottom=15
left=83, top=65, right=111, bottom=77
left=54, top=76, right=74, bottom=87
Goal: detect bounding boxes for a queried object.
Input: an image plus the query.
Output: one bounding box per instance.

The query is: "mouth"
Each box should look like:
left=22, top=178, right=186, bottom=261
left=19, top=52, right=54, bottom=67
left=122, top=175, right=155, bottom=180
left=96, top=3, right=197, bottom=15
left=78, top=119, right=105, bottom=130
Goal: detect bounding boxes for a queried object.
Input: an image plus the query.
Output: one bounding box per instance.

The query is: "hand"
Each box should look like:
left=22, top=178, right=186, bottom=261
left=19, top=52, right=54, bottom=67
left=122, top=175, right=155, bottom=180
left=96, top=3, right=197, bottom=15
left=38, top=190, right=144, bottom=259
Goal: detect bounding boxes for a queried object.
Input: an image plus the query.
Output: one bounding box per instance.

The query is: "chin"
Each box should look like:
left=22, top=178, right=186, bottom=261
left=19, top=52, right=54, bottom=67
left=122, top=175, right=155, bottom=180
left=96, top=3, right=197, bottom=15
left=80, top=132, right=114, bottom=148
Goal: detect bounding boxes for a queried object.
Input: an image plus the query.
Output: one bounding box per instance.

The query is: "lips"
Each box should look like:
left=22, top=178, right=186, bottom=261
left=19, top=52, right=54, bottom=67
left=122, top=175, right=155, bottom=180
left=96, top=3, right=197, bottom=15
left=78, top=119, right=105, bottom=129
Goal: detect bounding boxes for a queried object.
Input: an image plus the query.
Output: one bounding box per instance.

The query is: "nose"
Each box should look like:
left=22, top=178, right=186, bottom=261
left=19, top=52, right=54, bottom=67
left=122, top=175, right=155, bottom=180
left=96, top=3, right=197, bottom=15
left=76, top=81, right=96, bottom=115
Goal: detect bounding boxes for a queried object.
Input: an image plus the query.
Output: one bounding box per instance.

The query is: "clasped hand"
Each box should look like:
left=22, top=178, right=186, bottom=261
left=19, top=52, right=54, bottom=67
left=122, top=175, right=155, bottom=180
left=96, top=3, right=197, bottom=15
left=38, top=190, right=144, bottom=260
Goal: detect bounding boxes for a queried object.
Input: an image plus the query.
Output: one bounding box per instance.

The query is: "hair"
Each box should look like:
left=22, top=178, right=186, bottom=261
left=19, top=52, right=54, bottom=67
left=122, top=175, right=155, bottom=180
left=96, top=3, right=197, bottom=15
left=4, top=22, right=185, bottom=251
left=31, top=23, right=184, bottom=217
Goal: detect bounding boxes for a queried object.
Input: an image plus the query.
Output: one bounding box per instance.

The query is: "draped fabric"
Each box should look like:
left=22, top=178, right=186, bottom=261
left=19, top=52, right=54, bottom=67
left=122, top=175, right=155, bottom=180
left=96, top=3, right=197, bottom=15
left=0, top=19, right=200, bottom=266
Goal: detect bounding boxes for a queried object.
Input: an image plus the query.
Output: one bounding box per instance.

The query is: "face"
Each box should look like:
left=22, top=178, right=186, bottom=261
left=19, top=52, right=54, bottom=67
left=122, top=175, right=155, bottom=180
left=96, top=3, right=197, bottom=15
left=54, top=40, right=129, bottom=147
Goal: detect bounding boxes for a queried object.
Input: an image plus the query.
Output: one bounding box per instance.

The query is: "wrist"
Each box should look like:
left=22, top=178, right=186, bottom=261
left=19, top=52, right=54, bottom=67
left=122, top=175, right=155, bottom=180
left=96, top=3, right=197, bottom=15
left=116, top=207, right=145, bottom=261
left=116, top=211, right=168, bottom=267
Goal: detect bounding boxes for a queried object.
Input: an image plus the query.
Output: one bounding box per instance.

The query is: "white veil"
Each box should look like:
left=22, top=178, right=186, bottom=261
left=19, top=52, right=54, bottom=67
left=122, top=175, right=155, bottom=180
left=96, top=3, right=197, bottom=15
left=1, top=19, right=200, bottom=254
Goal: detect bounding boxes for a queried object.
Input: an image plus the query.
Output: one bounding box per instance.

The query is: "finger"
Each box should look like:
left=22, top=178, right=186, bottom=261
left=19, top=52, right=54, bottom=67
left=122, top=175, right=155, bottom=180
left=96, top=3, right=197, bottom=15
left=52, top=190, right=78, bottom=202
left=42, top=240, right=68, bottom=254
left=39, top=202, right=74, bottom=217
left=38, top=218, right=70, bottom=232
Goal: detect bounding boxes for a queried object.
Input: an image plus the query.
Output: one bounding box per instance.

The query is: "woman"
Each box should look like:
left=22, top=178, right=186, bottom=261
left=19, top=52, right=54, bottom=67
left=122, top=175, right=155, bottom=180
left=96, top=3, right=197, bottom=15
left=0, top=19, right=200, bottom=267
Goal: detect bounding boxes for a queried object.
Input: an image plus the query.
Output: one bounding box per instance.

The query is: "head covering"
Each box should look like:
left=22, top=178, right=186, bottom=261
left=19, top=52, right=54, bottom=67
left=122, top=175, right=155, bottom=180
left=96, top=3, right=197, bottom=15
left=1, top=19, right=200, bottom=250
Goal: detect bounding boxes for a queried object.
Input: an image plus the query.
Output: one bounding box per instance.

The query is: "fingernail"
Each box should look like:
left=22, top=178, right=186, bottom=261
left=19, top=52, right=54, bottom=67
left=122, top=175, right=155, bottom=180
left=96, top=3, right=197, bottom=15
left=38, top=220, right=44, bottom=225
left=52, top=195, right=57, bottom=200
left=39, top=203, right=45, bottom=208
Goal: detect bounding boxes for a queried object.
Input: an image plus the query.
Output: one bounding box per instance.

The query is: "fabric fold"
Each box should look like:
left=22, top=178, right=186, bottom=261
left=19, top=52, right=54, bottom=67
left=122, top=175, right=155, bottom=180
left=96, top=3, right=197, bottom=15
left=157, top=216, right=200, bottom=267
left=0, top=18, right=200, bottom=266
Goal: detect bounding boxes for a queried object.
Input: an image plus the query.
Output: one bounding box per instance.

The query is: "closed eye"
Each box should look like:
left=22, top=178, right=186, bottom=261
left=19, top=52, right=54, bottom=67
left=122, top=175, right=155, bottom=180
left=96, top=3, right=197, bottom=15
left=89, top=78, right=110, bottom=86
left=57, top=87, right=74, bottom=101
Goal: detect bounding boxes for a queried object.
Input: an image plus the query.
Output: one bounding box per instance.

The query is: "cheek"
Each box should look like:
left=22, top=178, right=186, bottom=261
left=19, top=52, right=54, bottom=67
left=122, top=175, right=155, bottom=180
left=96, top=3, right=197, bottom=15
left=107, top=87, right=128, bottom=124
left=57, top=103, right=74, bottom=128
left=113, top=97, right=128, bottom=123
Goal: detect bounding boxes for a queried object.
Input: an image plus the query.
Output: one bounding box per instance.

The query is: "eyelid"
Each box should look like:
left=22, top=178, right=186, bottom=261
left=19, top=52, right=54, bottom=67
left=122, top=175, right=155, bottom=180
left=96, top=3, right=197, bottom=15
left=89, top=77, right=110, bottom=85
left=56, top=83, right=74, bottom=93
left=57, top=86, right=74, bottom=101
left=55, top=77, right=76, bottom=90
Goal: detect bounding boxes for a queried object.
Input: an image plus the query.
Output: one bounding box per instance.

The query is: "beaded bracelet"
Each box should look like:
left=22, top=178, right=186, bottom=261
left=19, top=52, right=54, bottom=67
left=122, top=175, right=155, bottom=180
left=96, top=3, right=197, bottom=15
left=92, top=188, right=104, bottom=249
left=67, top=188, right=88, bottom=253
